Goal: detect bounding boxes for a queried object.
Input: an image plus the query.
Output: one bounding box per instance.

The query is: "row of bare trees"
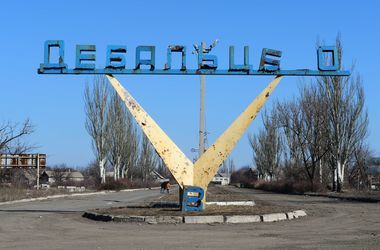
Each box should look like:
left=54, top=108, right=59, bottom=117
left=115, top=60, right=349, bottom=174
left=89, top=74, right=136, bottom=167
left=0, top=119, right=34, bottom=154
left=249, top=36, right=369, bottom=192
left=85, top=76, right=159, bottom=184
left=0, top=119, right=35, bottom=185
left=220, top=158, right=237, bottom=176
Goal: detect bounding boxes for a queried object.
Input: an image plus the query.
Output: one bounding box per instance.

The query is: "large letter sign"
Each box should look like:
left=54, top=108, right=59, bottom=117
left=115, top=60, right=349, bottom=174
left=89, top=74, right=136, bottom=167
left=39, top=40, right=350, bottom=76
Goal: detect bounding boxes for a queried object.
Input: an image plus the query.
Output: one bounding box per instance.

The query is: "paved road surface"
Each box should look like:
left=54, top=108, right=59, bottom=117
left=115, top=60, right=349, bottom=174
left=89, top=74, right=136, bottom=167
left=0, top=187, right=379, bottom=249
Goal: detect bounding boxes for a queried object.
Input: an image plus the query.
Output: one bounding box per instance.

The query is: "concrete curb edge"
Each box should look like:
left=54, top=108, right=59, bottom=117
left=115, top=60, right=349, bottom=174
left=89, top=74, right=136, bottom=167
left=82, top=209, right=307, bottom=224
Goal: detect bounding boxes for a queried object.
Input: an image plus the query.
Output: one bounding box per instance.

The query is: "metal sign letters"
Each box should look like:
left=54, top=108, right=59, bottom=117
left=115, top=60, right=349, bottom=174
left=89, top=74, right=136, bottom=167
left=38, top=40, right=350, bottom=76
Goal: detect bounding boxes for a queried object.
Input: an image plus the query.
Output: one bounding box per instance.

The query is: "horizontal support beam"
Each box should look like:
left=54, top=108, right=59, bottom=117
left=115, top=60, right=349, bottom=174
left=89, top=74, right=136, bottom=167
left=38, top=68, right=350, bottom=76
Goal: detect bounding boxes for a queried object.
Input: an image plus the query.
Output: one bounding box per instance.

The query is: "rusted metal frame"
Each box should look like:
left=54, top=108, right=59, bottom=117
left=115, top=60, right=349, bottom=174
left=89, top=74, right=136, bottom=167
left=259, top=48, right=282, bottom=71
left=106, top=45, right=127, bottom=69
left=229, top=46, right=251, bottom=71
left=135, top=46, right=156, bottom=70
left=317, top=46, right=339, bottom=71
left=0, top=154, right=46, bottom=168
left=165, top=45, right=186, bottom=71
left=76, top=45, right=96, bottom=70
left=38, top=68, right=350, bottom=76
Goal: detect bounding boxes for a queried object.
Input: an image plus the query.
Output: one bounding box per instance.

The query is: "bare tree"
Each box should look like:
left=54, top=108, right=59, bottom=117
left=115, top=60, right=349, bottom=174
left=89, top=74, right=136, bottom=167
left=276, top=99, right=304, bottom=182
left=220, top=160, right=228, bottom=174
left=227, top=158, right=236, bottom=174
left=220, top=157, right=236, bottom=176
left=106, top=91, right=128, bottom=180
left=317, top=35, right=368, bottom=192
left=277, top=84, right=329, bottom=190
left=249, top=110, right=282, bottom=181
left=156, top=157, right=172, bottom=179
left=51, top=165, right=69, bottom=186
left=121, top=114, right=139, bottom=180
left=348, top=144, right=371, bottom=190
left=85, top=76, right=109, bottom=184
left=0, top=119, right=34, bottom=154
left=138, top=134, right=158, bottom=185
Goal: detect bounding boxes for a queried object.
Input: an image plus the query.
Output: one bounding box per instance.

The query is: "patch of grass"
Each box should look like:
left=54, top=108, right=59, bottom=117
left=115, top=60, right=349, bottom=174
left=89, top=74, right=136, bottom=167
left=253, top=180, right=326, bottom=194
left=99, top=177, right=158, bottom=191
left=0, top=187, right=72, bottom=202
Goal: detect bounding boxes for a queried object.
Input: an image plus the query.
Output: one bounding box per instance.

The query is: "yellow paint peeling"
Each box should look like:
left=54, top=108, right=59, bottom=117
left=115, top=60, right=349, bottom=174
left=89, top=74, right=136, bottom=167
left=106, top=75, right=194, bottom=188
left=106, top=74, right=282, bottom=200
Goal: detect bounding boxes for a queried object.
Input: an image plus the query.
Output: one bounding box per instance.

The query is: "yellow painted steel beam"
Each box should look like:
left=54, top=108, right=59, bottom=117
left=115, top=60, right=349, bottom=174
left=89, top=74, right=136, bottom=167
left=193, top=76, right=283, bottom=189
left=106, top=74, right=282, bottom=198
left=106, top=75, right=194, bottom=188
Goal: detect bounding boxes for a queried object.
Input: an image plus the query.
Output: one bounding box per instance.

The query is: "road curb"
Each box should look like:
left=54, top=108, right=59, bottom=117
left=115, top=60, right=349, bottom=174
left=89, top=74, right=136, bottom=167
left=0, top=187, right=160, bottom=206
left=82, top=209, right=307, bottom=224
left=206, top=201, right=255, bottom=206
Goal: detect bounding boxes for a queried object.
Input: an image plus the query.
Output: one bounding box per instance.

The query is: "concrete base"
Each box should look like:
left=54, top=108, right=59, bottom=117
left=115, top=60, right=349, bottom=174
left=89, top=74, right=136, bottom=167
left=286, top=212, right=297, bottom=220
left=145, top=216, right=183, bottom=224
left=184, top=215, right=224, bottom=224
left=83, top=210, right=307, bottom=224
left=225, top=215, right=261, bottom=223
left=293, top=210, right=307, bottom=218
left=206, top=201, right=255, bottom=206
left=262, top=213, right=287, bottom=222
left=113, top=215, right=145, bottom=223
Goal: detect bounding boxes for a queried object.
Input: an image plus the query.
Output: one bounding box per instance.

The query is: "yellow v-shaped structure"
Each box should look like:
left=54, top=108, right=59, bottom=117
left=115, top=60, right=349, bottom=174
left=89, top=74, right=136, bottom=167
left=106, top=75, right=282, bottom=199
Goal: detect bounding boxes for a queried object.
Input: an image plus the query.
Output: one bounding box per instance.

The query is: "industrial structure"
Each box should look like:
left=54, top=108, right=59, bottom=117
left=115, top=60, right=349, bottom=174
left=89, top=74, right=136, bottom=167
left=0, top=154, right=46, bottom=169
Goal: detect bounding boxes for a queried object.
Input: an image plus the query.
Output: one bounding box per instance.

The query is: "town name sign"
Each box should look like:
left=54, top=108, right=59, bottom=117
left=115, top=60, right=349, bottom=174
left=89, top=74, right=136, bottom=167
left=38, top=40, right=350, bottom=212
left=38, top=40, right=350, bottom=76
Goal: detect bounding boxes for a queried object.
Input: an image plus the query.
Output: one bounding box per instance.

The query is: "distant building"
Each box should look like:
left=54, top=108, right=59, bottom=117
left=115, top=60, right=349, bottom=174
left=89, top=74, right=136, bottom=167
left=211, top=172, right=230, bottom=185
left=367, top=157, right=380, bottom=190
left=43, top=170, right=84, bottom=184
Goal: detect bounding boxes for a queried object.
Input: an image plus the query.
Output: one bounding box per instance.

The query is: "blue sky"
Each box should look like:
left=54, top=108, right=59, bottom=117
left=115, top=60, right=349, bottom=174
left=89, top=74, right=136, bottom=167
left=0, top=1, right=379, bottom=168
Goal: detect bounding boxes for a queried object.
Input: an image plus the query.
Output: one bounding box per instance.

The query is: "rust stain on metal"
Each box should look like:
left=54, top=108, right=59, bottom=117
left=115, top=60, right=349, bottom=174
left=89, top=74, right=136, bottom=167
left=106, top=75, right=194, bottom=188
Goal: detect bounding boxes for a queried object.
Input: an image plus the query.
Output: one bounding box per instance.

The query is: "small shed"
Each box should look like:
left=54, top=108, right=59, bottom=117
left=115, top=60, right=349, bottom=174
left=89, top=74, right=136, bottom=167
left=211, top=172, right=230, bottom=185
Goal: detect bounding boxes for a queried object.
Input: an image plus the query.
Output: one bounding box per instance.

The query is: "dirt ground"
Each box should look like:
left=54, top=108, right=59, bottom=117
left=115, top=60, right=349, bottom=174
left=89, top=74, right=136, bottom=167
left=0, top=186, right=379, bottom=249
left=157, top=184, right=260, bottom=202
left=96, top=185, right=299, bottom=216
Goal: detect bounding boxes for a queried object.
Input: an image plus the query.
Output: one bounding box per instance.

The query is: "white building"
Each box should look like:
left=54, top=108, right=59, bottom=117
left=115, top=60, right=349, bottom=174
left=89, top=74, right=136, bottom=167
left=211, top=172, right=230, bottom=185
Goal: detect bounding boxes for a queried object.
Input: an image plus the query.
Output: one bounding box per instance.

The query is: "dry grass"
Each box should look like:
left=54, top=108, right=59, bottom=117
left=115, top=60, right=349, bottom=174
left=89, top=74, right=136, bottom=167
left=155, top=185, right=253, bottom=203
left=0, top=187, right=73, bottom=202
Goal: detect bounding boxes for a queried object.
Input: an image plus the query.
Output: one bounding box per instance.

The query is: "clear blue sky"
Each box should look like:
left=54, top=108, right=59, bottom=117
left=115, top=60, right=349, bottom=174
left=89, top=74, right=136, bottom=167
left=1, top=1, right=379, bottom=168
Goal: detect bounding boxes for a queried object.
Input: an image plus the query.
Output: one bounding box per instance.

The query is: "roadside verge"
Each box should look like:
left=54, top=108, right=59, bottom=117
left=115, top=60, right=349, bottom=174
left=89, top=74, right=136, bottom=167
left=0, top=187, right=160, bottom=206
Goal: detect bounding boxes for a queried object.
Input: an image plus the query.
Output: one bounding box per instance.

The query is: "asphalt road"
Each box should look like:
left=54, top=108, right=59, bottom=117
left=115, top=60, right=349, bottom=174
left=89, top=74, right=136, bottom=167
left=0, top=187, right=379, bottom=249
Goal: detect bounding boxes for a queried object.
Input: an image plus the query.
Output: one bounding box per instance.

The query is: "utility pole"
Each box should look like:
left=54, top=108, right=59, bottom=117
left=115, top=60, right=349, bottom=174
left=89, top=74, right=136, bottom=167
left=194, top=40, right=218, bottom=158
left=36, top=153, right=40, bottom=190
left=199, top=74, right=205, bottom=158
left=198, top=40, right=207, bottom=157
